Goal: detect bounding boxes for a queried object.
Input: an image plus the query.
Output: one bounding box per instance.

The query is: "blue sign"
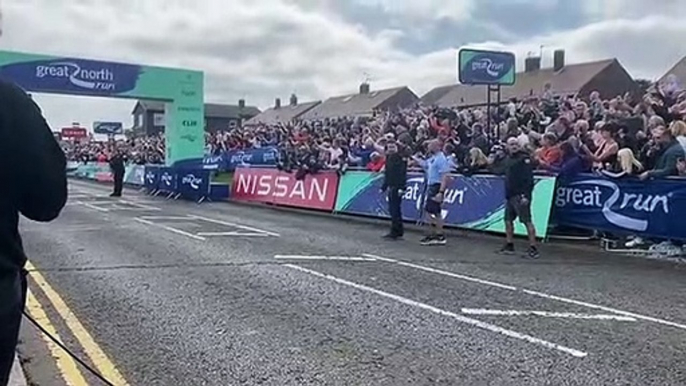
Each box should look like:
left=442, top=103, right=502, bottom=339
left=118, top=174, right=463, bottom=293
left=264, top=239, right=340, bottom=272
left=178, top=170, right=211, bottom=201
left=157, top=167, right=177, bottom=193
left=172, top=147, right=279, bottom=172
left=0, top=58, right=142, bottom=96
left=144, top=166, right=161, bottom=192
left=553, top=174, right=686, bottom=241
left=458, top=49, right=516, bottom=86
left=93, top=121, right=123, bottom=135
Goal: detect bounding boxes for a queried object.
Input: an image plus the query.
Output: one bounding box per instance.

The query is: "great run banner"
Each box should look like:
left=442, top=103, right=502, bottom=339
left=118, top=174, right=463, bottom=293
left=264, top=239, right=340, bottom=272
left=553, top=174, right=686, bottom=240
left=67, top=162, right=145, bottom=185
left=335, top=171, right=556, bottom=238
left=173, top=147, right=279, bottom=171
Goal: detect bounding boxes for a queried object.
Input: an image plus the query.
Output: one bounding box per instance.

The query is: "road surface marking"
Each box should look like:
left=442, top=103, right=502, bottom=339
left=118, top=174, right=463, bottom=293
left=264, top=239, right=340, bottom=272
left=26, top=289, right=89, bottom=386
left=27, top=261, right=129, bottom=385
left=138, top=216, right=192, bottom=221
left=275, top=255, right=377, bottom=261
left=81, top=203, right=109, bottom=213
left=285, top=264, right=587, bottom=358
left=364, top=254, right=517, bottom=291
left=134, top=218, right=206, bottom=241
left=118, top=200, right=161, bottom=211
left=365, top=253, right=686, bottom=331
left=188, top=215, right=280, bottom=237
left=197, top=232, right=270, bottom=237
left=460, top=309, right=637, bottom=321
left=522, top=290, right=686, bottom=331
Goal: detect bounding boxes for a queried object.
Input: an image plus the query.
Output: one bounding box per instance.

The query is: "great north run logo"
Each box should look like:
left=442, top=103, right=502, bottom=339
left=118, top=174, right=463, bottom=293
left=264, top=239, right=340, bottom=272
left=35, top=62, right=116, bottom=91
left=555, top=179, right=670, bottom=232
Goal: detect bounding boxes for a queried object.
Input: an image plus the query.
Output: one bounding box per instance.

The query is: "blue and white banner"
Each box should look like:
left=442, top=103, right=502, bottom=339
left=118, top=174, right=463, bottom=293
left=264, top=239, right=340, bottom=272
left=553, top=174, right=686, bottom=240
left=157, top=167, right=177, bottom=193
left=173, top=147, right=279, bottom=171
left=93, top=121, right=123, bottom=135
left=144, top=166, right=161, bottom=191
left=178, top=170, right=211, bottom=201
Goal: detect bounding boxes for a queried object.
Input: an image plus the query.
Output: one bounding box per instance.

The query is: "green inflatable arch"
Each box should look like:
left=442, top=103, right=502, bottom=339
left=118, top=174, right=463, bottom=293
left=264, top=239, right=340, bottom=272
left=0, top=50, right=204, bottom=165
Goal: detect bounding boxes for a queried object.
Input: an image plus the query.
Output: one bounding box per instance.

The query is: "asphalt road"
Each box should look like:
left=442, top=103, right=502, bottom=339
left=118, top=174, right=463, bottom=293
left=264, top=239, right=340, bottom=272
left=16, top=179, right=686, bottom=386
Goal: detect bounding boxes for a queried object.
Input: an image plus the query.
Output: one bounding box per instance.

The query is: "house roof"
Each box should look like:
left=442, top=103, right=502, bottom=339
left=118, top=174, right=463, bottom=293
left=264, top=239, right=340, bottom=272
left=244, top=100, right=321, bottom=126
left=132, top=101, right=261, bottom=119
left=423, top=59, right=618, bottom=107
left=299, top=86, right=415, bottom=120
left=658, top=56, right=686, bottom=87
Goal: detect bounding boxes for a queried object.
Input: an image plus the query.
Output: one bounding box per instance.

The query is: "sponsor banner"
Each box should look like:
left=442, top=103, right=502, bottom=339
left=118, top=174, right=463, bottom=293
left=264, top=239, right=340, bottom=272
left=93, top=121, right=123, bottom=135
left=178, top=170, right=211, bottom=201
left=144, top=166, right=161, bottom=191
left=61, top=127, right=88, bottom=138
left=231, top=168, right=339, bottom=211
left=458, top=48, right=516, bottom=86
left=157, top=167, right=177, bottom=193
left=0, top=57, right=142, bottom=96
left=67, top=162, right=145, bottom=185
left=553, top=174, right=686, bottom=240
left=335, top=171, right=555, bottom=238
left=124, top=165, right=145, bottom=186
left=173, top=147, right=279, bottom=171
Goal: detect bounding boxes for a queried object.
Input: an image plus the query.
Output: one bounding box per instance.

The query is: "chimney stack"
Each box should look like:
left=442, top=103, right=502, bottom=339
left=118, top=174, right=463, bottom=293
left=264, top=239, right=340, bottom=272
left=238, top=99, right=245, bottom=109
left=359, top=82, right=370, bottom=95
left=290, top=93, right=298, bottom=106
left=525, top=56, right=541, bottom=72
left=554, top=49, right=565, bottom=72
left=275, top=98, right=281, bottom=109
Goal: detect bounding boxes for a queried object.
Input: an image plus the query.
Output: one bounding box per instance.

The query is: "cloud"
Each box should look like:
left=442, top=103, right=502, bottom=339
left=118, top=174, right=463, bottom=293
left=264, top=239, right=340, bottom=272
left=0, top=0, right=684, bottom=130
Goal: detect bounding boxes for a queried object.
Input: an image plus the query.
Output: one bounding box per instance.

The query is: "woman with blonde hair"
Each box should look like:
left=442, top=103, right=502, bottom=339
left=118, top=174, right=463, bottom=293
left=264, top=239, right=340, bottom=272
left=669, top=120, right=686, bottom=154
left=469, top=147, right=489, bottom=170
left=617, top=148, right=643, bottom=175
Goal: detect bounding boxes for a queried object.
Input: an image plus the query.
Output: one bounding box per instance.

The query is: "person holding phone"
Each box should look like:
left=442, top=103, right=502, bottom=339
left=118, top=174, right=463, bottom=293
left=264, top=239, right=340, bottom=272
left=0, top=80, right=68, bottom=385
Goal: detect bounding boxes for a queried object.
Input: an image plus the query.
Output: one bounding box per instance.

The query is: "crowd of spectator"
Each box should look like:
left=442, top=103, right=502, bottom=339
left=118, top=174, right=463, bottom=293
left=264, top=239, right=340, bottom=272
left=62, top=133, right=165, bottom=165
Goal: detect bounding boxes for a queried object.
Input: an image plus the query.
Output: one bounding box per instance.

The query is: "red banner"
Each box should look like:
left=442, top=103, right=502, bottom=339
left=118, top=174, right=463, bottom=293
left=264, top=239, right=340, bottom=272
left=231, top=168, right=339, bottom=211
left=61, top=127, right=88, bottom=139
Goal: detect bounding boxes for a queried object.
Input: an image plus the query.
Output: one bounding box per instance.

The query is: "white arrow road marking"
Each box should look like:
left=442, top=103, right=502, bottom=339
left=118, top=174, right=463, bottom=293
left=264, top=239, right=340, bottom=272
left=461, top=309, right=637, bottom=321
left=286, top=264, right=587, bottom=358
left=275, top=255, right=377, bottom=262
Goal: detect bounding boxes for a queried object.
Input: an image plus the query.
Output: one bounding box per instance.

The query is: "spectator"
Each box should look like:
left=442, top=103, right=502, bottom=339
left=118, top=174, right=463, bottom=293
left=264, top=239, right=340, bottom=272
left=582, top=122, right=619, bottom=170
left=547, top=141, right=586, bottom=177
left=639, top=126, right=686, bottom=180
left=669, top=120, right=686, bottom=154
left=535, top=132, right=563, bottom=168
left=467, top=147, right=489, bottom=172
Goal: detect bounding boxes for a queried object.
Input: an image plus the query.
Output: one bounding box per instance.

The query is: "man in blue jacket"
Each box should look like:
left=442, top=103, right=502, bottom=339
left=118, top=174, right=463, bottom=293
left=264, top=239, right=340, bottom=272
left=0, top=80, right=67, bottom=385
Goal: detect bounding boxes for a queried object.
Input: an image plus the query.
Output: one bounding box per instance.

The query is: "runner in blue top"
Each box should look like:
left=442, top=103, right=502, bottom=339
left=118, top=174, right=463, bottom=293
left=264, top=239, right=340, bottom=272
left=412, top=139, right=452, bottom=245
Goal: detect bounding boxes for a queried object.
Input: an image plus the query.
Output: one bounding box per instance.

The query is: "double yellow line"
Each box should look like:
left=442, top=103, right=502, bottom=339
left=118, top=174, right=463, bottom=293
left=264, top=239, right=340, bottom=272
left=25, top=261, right=128, bottom=386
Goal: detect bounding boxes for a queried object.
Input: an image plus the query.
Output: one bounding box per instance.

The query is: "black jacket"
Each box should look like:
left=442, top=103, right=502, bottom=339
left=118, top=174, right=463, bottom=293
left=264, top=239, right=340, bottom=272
left=504, top=150, right=534, bottom=199
left=109, top=154, right=126, bottom=174
left=382, top=152, right=407, bottom=190
left=647, top=140, right=685, bottom=178
left=0, top=81, right=67, bottom=275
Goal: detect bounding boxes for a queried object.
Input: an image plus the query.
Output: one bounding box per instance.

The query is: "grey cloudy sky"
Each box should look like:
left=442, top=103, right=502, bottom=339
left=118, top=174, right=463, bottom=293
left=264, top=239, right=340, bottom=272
left=2, top=0, right=685, bottom=130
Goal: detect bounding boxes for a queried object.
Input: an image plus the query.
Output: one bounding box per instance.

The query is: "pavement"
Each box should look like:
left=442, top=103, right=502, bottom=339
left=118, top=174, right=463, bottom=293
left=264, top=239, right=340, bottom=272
left=14, top=179, right=686, bottom=386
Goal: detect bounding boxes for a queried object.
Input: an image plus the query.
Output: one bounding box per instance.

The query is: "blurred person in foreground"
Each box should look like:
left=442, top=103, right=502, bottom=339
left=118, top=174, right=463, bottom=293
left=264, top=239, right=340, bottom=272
left=381, top=141, right=407, bottom=240
left=413, top=139, right=451, bottom=246
left=499, top=138, right=539, bottom=259
left=0, top=82, right=68, bottom=382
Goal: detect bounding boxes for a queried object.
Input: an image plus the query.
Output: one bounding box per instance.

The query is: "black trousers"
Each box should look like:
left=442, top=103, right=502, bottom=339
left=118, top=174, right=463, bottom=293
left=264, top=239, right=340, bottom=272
left=0, top=271, right=27, bottom=386
left=113, top=171, right=124, bottom=196
left=387, top=188, right=404, bottom=236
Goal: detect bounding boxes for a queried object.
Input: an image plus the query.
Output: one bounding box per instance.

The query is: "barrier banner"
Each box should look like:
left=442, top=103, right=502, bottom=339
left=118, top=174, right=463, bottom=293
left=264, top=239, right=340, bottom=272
left=173, top=147, right=279, bottom=171
left=553, top=174, right=686, bottom=240
left=144, top=166, right=161, bottom=191
left=335, top=171, right=556, bottom=238
left=157, top=167, right=177, bottom=194
left=231, top=168, right=339, bottom=211
left=124, top=165, right=145, bottom=186
left=177, top=170, right=211, bottom=201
